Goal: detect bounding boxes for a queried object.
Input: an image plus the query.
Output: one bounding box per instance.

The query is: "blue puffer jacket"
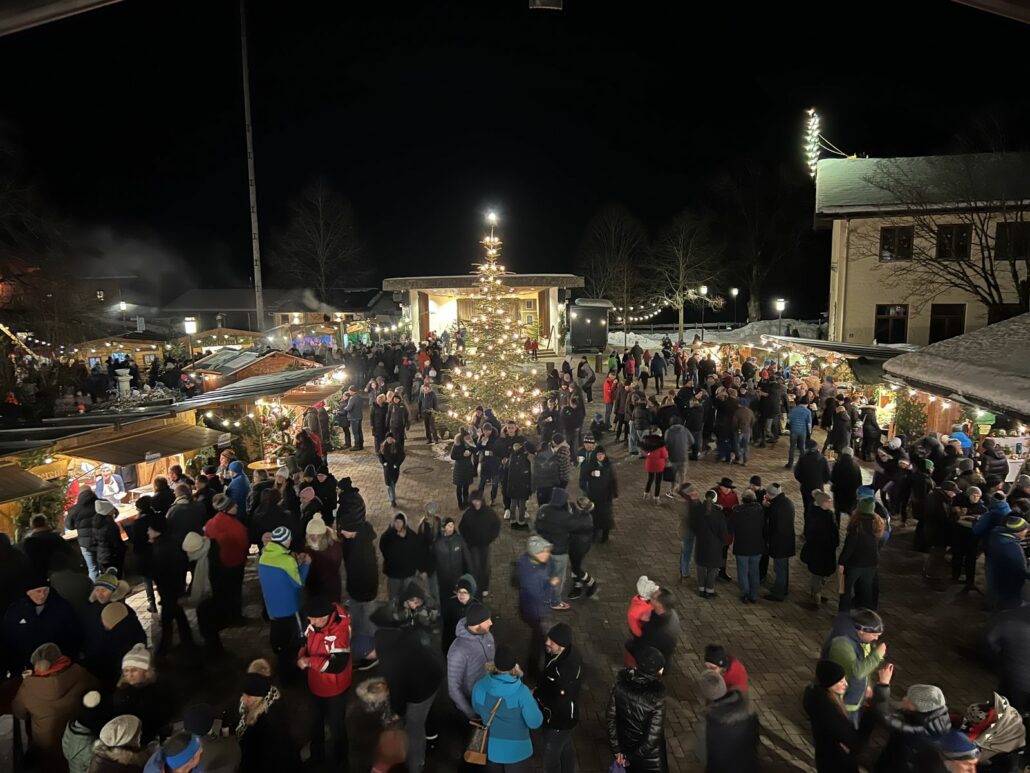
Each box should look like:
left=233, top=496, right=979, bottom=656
left=973, top=500, right=1012, bottom=538
left=471, top=672, right=543, bottom=764
left=516, top=552, right=552, bottom=623
left=226, top=461, right=250, bottom=517
left=258, top=542, right=310, bottom=619
left=985, top=528, right=1029, bottom=608
left=787, top=405, right=812, bottom=436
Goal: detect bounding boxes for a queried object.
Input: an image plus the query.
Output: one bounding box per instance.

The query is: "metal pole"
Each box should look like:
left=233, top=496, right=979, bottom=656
left=240, top=0, right=265, bottom=332
left=701, top=303, right=705, bottom=342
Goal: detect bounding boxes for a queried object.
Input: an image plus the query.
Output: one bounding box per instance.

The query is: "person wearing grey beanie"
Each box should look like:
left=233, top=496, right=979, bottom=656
left=516, top=536, right=557, bottom=679
left=695, top=667, right=758, bottom=772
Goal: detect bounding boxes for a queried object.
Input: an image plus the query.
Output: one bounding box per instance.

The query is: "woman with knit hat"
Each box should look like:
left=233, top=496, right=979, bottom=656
left=112, top=644, right=175, bottom=745
left=304, top=514, right=343, bottom=603
left=88, top=715, right=149, bottom=773
left=181, top=531, right=224, bottom=654
left=837, top=498, right=884, bottom=611
left=803, top=659, right=886, bottom=772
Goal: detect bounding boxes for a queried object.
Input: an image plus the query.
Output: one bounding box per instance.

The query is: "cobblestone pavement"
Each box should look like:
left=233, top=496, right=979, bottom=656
left=2, top=405, right=997, bottom=772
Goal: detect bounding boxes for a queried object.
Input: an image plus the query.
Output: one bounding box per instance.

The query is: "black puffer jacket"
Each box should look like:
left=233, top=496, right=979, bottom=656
left=67, top=489, right=98, bottom=552
left=873, top=685, right=952, bottom=773
left=981, top=444, right=1010, bottom=482
left=606, top=668, right=667, bottom=773
left=803, top=683, right=873, bottom=773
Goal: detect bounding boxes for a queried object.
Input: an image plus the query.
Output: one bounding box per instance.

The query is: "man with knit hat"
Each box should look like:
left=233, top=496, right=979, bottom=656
left=873, top=680, right=952, bottom=772
left=183, top=702, right=241, bottom=773
left=937, top=730, right=980, bottom=773
left=2, top=570, right=82, bottom=673
left=146, top=729, right=205, bottom=773
left=257, top=526, right=311, bottom=681
left=537, top=622, right=583, bottom=772
left=517, top=535, right=559, bottom=679
left=446, top=601, right=495, bottom=720
left=205, top=491, right=249, bottom=620
left=535, top=487, right=574, bottom=609
left=820, top=608, right=886, bottom=726
left=984, top=513, right=1030, bottom=609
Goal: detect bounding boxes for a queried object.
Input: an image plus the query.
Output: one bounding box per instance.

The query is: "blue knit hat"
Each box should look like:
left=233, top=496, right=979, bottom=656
left=270, top=526, right=292, bottom=546
left=938, top=729, right=978, bottom=761
left=1003, top=516, right=1028, bottom=534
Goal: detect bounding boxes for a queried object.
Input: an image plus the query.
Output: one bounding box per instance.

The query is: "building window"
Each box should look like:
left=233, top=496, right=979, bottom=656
left=936, top=224, right=971, bottom=260
left=996, top=221, right=1030, bottom=261
left=874, top=304, right=908, bottom=344
left=524, top=299, right=536, bottom=310
left=928, top=303, right=965, bottom=344
left=526, top=314, right=534, bottom=324
left=879, top=226, right=913, bottom=261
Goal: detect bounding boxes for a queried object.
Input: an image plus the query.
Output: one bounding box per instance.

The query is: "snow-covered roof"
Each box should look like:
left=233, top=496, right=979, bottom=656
left=815, top=153, right=1030, bottom=218
left=883, top=313, right=1030, bottom=422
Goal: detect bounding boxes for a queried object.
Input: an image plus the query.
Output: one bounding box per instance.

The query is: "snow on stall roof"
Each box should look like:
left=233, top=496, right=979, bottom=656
left=884, top=313, right=1030, bottom=420
left=611, top=320, right=825, bottom=351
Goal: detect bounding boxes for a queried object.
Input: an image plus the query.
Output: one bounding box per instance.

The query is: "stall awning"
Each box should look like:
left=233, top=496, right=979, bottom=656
left=66, top=425, right=229, bottom=467
left=0, top=463, right=59, bottom=505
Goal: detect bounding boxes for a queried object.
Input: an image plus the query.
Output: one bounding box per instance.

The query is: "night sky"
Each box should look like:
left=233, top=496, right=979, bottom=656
left=1, top=0, right=1028, bottom=319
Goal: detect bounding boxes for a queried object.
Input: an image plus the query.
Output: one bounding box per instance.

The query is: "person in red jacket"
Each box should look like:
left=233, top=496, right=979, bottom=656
left=602, top=373, right=619, bottom=430
left=640, top=429, right=669, bottom=504
left=298, top=596, right=352, bottom=767
left=714, top=477, right=739, bottom=581
left=703, top=643, right=749, bottom=693
left=204, top=493, right=250, bottom=620
left=624, top=575, right=659, bottom=667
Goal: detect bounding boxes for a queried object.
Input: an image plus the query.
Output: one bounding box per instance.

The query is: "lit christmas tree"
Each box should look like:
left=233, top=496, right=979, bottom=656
left=443, top=212, right=542, bottom=430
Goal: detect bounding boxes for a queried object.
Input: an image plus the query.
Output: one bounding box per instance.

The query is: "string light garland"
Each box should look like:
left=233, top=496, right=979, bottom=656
left=442, top=213, right=540, bottom=429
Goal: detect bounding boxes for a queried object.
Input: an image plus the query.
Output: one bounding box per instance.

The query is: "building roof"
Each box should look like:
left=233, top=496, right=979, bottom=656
left=382, top=274, right=584, bottom=291
left=0, top=462, right=59, bottom=504
left=814, top=153, right=1030, bottom=218
left=61, top=424, right=228, bottom=466
left=883, top=313, right=1030, bottom=422
left=191, top=348, right=318, bottom=377
left=163, top=288, right=380, bottom=314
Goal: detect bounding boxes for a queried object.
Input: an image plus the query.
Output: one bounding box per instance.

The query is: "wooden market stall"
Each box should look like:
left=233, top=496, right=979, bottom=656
left=68, top=335, right=169, bottom=369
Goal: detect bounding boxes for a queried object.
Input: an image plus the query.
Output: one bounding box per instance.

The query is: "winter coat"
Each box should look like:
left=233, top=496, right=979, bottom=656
left=535, top=501, right=573, bottom=555
left=236, top=690, right=300, bottom=773
left=377, top=627, right=445, bottom=713
left=477, top=434, right=502, bottom=480
left=459, top=505, right=501, bottom=548
left=922, top=489, right=953, bottom=548
left=91, top=745, right=149, bottom=773
left=606, top=668, right=667, bottom=773
left=432, top=531, right=468, bottom=594
left=341, top=522, right=379, bottom=602
left=828, top=411, right=852, bottom=452
left=370, top=402, right=388, bottom=438
left=67, top=490, right=99, bottom=551
left=985, top=529, right=1029, bottom=608
left=380, top=443, right=405, bottom=485
left=691, top=502, right=728, bottom=568
left=257, top=542, right=310, bottom=618
left=299, top=603, right=352, bottom=697
left=517, top=552, right=552, bottom=622
left=13, top=658, right=98, bottom=761
left=111, top=679, right=176, bottom=746
left=387, top=402, right=409, bottom=436
left=91, top=514, right=126, bottom=574
left=837, top=524, right=881, bottom=570
left=664, top=424, right=691, bottom=463
left=631, top=610, right=680, bottom=667
left=2, top=589, right=83, bottom=673
left=305, top=541, right=343, bottom=603
left=981, top=444, right=1009, bottom=482
left=872, top=684, right=952, bottom=773
left=795, top=450, right=831, bottom=493
left=451, top=441, right=477, bottom=486
left=378, top=526, right=425, bottom=579
left=729, top=502, right=766, bottom=556
left=537, top=643, right=583, bottom=730
left=18, top=530, right=72, bottom=576
left=821, top=613, right=885, bottom=713
left=696, top=689, right=759, bottom=773
left=787, top=404, right=813, bottom=436
left=150, top=530, right=188, bottom=605
left=81, top=602, right=147, bottom=685
left=446, top=622, right=496, bottom=718
left=165, top=498, right=206, bottom=544
left=585, top=456, right=618, bottom=530
left=472, top=672, right=543, bottom=764
left=250, top=503, right=302, bottom=551
left=803, top=683, right=872, bottom=773
left=63, top=720, right=99, bottom=773
left=766, top=494, right=797, bottom=558
left=642, top=441, right=668, bottom=474
left=532, top=446, right=562, bottom=491
left=204, top=511, right=249, bottom=568
left=831, top=457, right=863, bottom=515
left=505, top=448, right=534, bottom=500
left=802, top=507, right=839, bottom=577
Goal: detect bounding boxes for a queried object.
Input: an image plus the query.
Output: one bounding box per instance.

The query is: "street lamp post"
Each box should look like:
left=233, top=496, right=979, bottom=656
left=119, top=301, right=127, bottom=330
left=775, top=298, right=786, bottom=336
left=699, top=285, right=708, bottom=341
left=184, top=317, right=198, bottom=361
left=730, top=287, right=739, bottom=326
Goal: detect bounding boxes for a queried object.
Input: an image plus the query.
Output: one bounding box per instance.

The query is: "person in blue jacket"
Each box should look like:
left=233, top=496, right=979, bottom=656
left=786, top=397, right=813, bottom=468
left=516, top=535, right=558, bottom=679
left=257, top=527, right=310, bottom=681
left=471, top=643, right=543, bottom=769
left=984, top=515, right=1030, bottom=610
left=973, top=498, right=1012, bottom=539
left=225, top=460, right=251, bottom=519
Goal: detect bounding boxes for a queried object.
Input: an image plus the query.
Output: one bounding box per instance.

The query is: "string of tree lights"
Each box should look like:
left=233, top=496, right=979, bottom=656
left=443, top=212, right=542, bottom=429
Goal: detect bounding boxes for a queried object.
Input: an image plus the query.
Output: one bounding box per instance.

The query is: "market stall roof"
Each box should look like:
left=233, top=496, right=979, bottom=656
left=883, top=313, right=1030, bottom=422
left=0, top=462, right=59, bottom=504
left=191, top=349, right=265, bottom=376
left=761, top=335, right=920, bottom=384
left=0, top=424, right=113, bottom=458
left=281, top=384, right=342, bottom=407
left=175, top=366, right=337, bottom=410
left=62, top=424, right=228, bottom=466
left=69, top=333, right=167, bottom=355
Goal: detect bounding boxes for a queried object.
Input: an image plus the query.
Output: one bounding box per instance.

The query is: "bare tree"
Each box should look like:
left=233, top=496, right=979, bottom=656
left=577, top=204, right=648, bottom=346
left=861, top=153, right=1030, bottom=318
left=652, top=209, right=723, bottom=341
left=714, top=162, right=808, bottom=321
left=270, top=179, right=363, bottom=304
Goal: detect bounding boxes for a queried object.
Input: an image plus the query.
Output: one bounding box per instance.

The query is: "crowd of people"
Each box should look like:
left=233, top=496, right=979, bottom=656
left=2, top=331, right=1029, bottom=773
